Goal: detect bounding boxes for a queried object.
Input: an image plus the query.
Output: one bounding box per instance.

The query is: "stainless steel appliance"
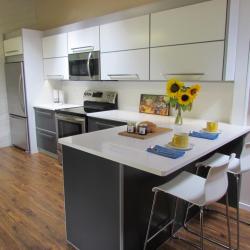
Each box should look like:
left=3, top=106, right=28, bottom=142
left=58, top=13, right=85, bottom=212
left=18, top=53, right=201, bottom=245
left=56, top=90, right=117, bottom=163
left=68, top=51, right=100, bottom=81
left=5, top=56, right=30, bottom=151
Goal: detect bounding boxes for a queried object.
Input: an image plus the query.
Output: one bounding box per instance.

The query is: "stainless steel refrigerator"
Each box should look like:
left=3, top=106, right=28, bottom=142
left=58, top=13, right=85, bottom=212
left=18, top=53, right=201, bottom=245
left=5, top=57, right=30, bottom=151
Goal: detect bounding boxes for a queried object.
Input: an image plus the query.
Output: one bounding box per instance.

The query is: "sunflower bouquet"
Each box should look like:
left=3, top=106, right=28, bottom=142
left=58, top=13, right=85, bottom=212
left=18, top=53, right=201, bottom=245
left=166, top=79, right=201, bottom=125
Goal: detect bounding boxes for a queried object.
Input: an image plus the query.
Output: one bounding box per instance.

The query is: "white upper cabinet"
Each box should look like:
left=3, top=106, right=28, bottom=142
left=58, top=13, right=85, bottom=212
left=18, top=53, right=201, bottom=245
left=151, top=0, right=227, bottom=47
left=4, top=37, right=23, bottom=57
left=150, top=41, right=224, bottom=81
left=101, top=49, right=149, bottom=80
left=68, top=26, right=100, bottom=54
left=43, top=57, right=69, bottom=80
left=100, top=15, right=149, bottom=52
left=42, top=33, right=68, bottom=58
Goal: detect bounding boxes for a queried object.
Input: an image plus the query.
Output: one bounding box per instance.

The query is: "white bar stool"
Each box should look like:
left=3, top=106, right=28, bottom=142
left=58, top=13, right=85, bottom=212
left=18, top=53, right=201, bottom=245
left=186, top=133, right=250, bottom=250
left=144, top=157, right=231, bottom=250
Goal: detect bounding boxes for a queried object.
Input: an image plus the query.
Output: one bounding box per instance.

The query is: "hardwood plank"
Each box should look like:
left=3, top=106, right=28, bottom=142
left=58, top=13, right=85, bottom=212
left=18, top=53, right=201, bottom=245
left=0, top=146, right=250, bottom=249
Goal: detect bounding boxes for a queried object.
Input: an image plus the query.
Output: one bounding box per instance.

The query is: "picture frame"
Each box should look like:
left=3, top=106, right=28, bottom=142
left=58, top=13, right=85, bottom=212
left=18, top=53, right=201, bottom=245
left=139, top=94, right=170, bottom=116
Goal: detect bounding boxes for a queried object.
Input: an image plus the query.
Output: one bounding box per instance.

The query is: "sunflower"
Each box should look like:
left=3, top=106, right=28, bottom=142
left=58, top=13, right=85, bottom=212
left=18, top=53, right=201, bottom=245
left=177, top=91, right=193, bottom=106
left=188, top=84, right=201, bottom=98
left=166, top=79, right=184, bottom=98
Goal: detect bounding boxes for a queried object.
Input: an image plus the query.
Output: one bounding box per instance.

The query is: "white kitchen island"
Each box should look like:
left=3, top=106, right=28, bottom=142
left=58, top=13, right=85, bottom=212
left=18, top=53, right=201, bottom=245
left=59, top=117, right=250, bottom=250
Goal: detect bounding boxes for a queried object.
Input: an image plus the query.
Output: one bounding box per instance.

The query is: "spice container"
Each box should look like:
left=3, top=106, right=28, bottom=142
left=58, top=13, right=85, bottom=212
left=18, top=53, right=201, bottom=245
left=138, top=123, right=148, bottom=135
left=127, top=122, right=136, bottom=133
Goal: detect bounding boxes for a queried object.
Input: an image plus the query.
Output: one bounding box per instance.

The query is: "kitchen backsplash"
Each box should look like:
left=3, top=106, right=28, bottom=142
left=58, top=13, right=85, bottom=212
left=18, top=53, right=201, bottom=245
left=51, top=80, right=234, bottom=123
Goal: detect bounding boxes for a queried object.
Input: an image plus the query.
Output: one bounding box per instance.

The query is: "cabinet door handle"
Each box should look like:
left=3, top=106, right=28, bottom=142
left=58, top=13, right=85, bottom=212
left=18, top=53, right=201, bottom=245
left=96, top=122, right=115, bottom=129
left=161, top=73, right=205, bottom=80
left=36, top=110, right=52, bottom=117
left=71, top=46, right=94, bottom=53
left=5, top=50, right=19, bottom=54
left=46, top=75, right=64, bottom=80
left=108, top=74, right=139, bottom=80
left=37, top=131, right=54, bottom=139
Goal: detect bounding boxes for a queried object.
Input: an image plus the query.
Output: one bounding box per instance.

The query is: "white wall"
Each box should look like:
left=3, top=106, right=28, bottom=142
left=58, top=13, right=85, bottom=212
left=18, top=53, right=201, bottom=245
left=0, top=37, right=10, bottom=147
left=231, top=0, right=250, bottom=211
left=60, top=80, right=234, bottom=123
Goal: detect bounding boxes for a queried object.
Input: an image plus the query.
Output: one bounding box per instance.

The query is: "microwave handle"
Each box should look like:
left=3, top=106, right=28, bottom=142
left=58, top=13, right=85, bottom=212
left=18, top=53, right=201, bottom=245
left=87, top=51, right=93, bottom=80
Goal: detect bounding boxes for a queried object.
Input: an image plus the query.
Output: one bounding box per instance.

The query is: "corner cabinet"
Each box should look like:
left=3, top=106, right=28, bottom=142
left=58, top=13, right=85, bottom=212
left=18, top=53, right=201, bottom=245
left=68, top=26, right=100, bottom=54
left=42, top=33, right=69, bottom=80
left=3, top=36, right=23, bottom=57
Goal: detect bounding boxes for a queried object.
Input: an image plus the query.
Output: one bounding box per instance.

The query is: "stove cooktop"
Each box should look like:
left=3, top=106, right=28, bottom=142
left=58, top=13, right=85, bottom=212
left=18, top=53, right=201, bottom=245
left=56, top=107, right=87, bottom=117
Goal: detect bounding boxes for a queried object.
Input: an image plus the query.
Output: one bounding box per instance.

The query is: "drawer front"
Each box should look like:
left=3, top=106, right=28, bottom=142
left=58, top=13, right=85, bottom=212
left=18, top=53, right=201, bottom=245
left=35, top=108, right=56, bottom=132
left=88, top=117, right=126, bottom=132
left=36, top=129, right=57, bottom=154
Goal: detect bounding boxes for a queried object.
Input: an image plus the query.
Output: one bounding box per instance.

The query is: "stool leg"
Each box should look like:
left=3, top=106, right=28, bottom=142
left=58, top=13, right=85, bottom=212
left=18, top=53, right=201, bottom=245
left=226, top=192, right=232, bottom=249
left=200, top=207, right=204, bottom=250
left=171, top=197, right=178, bottom=237
left=236, top=174, right=240, bottom=250
left=144, top=191, right=158, bottom=250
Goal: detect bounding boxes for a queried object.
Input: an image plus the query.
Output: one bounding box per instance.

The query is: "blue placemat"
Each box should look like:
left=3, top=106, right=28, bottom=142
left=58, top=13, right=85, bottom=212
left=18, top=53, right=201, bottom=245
left=147, top=145, right=185, bottom=159
left=189, top=131, right=219, bottom=140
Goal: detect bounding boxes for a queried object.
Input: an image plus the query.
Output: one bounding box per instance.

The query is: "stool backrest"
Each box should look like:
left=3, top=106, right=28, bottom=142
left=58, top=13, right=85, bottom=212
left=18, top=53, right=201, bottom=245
left=240, top=132, right=250, bottom=173
left=204, top=159, right=229, bottom=205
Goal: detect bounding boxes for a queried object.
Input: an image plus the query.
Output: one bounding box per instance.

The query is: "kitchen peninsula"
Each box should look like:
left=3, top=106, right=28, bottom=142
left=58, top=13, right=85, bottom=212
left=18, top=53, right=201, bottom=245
left=59, top=115, right=250, bottom=250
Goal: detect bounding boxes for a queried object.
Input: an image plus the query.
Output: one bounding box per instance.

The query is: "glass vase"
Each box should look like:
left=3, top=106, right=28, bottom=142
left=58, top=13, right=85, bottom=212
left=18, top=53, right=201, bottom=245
left=175, top=107, right=183, bottom=125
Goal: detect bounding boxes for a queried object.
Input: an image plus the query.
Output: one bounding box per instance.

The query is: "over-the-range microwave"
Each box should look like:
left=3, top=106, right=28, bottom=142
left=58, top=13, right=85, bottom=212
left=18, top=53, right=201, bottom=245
left=68, top=50, right=100, bottom=81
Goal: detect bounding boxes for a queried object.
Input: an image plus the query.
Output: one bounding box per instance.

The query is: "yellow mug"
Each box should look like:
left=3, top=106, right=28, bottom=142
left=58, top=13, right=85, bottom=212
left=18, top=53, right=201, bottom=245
left=172, top=133, right=189, bottom=148
left=207, top=121, right=218, bottom=132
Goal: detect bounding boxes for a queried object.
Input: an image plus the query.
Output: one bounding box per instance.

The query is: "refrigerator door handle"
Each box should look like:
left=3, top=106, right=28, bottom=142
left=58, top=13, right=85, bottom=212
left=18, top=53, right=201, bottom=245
left=18, top=70, right=26, bottom=115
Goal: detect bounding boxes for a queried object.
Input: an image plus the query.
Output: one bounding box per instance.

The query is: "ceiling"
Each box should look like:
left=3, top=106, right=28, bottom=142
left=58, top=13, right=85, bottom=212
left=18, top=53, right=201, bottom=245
left=0, top=0, right=208, bottom=33
left=0, top=0, right=158, bottom=33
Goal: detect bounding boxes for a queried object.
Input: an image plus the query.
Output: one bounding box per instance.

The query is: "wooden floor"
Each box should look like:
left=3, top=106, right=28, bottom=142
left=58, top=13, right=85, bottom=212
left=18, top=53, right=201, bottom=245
left=0, top=147, right=250, bottom=249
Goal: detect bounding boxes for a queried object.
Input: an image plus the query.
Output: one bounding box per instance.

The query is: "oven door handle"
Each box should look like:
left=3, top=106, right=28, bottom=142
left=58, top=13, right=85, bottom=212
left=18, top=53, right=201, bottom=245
left=87, top=51, right=93, bottom=80
left=56, top=116, right=85, bottom=124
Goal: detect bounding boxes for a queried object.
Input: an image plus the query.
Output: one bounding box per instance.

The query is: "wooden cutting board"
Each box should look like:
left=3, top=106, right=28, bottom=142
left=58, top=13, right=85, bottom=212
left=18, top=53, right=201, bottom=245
left=118, top=127, right=172, bottom=140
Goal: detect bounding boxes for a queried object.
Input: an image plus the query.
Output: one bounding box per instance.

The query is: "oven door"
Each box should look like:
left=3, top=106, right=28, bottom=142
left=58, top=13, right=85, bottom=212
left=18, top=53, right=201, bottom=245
left=56, top=114, right=86, bottom=164
left=56, top=114, right=86, bottom=139
left=68, top=51, right=100, bottom=81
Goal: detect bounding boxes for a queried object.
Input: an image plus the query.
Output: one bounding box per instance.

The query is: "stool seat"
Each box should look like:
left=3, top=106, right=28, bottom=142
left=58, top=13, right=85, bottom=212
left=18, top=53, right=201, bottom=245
left=197, top=152, right=241, bottom=174
left=144, top=156, right=231, bottom=250
left=154, top=171, right=206, bottom=206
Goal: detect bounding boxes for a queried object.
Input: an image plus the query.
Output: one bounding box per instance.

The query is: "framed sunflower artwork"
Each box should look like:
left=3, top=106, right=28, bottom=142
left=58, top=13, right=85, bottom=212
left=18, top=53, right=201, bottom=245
left=139, top=94, right=170, bottom=116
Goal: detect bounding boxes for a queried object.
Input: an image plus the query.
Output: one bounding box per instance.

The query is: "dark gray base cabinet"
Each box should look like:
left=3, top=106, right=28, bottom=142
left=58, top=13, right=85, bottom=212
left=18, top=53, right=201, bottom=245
left=34, top=108, right=57, bottom=156
left=87, top=117, right=126, bottom=132
left=36, top=128, right=57, bottom=154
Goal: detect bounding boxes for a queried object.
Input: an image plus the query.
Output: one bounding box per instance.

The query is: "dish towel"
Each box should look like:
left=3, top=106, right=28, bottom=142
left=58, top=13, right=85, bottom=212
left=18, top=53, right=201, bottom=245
left=189, top=131, right=219, bottom=140
left=147, top=145, right=185, bottom=159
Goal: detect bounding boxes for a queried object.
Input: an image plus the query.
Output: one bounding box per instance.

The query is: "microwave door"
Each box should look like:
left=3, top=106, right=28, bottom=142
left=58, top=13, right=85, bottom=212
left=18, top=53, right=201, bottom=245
left=69, top=56, right=90, bottom=80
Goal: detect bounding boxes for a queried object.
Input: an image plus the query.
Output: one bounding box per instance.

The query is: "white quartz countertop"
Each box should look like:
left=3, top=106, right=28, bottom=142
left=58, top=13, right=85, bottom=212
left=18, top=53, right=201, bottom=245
left=34, top=103, right=82, bottom=111
left=59, top=116, right=250, bottom=177
left=87, top=110, right=175, bottom=125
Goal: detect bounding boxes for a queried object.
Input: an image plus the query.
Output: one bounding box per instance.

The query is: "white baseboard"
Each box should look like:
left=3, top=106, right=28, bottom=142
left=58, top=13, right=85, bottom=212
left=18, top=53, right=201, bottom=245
left=239, top=202, right=250, bottom=211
